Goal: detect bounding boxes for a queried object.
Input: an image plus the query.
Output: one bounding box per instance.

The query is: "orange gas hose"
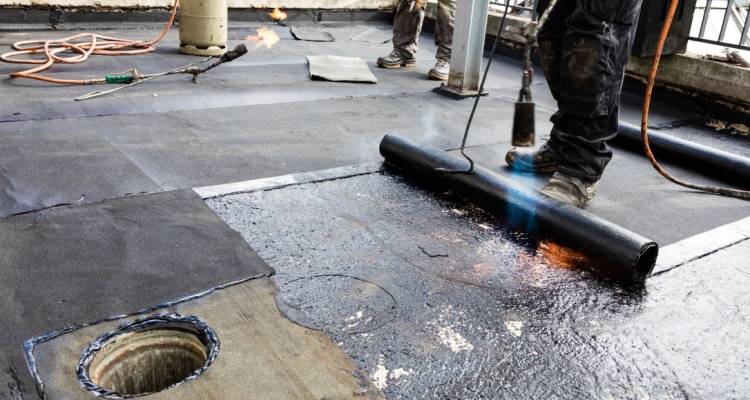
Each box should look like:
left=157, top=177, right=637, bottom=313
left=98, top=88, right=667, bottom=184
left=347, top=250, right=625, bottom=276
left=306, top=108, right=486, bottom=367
left=643, top=0, right=750, bottom=200
left=0, top=0, right=179, bottom=85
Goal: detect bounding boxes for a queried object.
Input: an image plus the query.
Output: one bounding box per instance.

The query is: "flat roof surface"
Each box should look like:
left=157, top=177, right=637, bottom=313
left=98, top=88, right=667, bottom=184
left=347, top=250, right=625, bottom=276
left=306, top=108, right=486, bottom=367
left=1, top=21, right=749, bottom=399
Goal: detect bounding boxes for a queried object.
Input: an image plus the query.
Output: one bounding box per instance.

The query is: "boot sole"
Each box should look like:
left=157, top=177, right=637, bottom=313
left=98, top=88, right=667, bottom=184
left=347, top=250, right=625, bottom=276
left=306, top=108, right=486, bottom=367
left=427, top=70, right=448, bottom=81
left=377, top=61, right=416, bottom=69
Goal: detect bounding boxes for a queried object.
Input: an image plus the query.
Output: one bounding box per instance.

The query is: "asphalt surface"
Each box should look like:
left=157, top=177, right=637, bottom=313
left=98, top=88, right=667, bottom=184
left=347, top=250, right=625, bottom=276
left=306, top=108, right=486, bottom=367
left=207, top=173, right=750, bottom=399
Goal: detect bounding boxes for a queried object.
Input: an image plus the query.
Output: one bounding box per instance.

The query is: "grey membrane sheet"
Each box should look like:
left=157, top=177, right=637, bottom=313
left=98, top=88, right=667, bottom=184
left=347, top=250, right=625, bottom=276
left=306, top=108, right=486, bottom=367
left=0, top=189, right=273, bottom=397
left=350, top=26, right=392, bottom=43
left=307, top=55, right=378, bottom=83
left=291, top=26, right=335, bottom=42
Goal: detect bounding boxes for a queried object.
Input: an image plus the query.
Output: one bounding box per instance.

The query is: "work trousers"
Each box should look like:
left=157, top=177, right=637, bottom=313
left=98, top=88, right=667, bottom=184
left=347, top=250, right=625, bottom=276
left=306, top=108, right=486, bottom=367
left=537, top=0, right=643, bottom=182
left=392, top=0, right=456, bottom=61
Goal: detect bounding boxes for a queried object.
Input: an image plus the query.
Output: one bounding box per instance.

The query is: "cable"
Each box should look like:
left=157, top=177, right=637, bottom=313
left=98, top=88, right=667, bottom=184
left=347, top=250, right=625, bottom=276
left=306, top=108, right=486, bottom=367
left=642, top=0, right=750, bottom=200
left=0, top=0, right=179, bottom=85
left=441, top=0, right=558, bottom=174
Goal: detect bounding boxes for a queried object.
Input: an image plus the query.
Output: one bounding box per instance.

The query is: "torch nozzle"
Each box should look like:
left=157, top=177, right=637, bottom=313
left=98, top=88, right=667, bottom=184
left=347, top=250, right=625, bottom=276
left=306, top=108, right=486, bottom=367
left=219, top=44, right=248, bottom=64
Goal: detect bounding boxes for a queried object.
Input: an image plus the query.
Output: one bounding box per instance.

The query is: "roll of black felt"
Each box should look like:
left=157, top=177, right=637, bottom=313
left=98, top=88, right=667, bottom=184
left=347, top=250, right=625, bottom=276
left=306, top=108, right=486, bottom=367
left=615, top=122, right=750, bottom=184
left=379, top=133, right=659, bottom=283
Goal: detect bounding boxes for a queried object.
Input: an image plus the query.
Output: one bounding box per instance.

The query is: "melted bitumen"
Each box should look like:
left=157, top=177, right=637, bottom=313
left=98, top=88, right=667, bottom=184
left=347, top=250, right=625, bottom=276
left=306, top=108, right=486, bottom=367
left=205, top=172, right=744, bottom=399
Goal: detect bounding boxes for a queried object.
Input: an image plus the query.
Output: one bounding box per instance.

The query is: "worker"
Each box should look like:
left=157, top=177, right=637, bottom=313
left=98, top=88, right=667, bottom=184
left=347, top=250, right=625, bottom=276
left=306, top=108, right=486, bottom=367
left=505, top=0, right=643, bottom=208
left=377, top=0, right=455, bottom=81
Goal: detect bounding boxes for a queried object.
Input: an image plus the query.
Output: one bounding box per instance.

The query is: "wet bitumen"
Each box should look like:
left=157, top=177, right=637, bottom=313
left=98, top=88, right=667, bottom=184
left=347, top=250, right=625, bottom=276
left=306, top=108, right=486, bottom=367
left=207, top=172, right=750, bottom=399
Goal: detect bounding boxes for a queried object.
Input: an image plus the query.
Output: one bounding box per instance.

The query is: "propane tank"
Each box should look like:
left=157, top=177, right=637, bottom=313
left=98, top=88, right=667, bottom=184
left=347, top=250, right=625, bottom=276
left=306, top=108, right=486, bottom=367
left=179, top=0, right=228, bottom=56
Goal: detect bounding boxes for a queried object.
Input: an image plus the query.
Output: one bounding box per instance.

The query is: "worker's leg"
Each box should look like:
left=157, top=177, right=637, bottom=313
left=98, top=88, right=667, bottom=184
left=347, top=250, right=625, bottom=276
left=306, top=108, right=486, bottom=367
left=428, top=0, right=456, bottom=80
left=379, top=0, right=426, bottom=67
left=544, top=0, right=643, bottom=182
left=535, top=0, right=577, bottom=102
left=434, top=0, right=456, bottom=61
left=392, top=0, right=427, bottom=58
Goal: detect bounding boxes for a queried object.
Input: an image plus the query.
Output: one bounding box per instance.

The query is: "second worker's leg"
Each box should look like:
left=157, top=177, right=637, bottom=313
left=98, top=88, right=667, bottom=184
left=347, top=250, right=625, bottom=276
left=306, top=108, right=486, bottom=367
left=428, top=0, right=456, bottom=80
left=378, top=0, right=426, bottom=68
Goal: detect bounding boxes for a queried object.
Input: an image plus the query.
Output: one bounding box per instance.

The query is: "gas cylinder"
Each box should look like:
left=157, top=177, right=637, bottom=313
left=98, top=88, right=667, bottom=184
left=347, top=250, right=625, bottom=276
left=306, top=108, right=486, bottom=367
left=179, top=0, right=228, bottom=56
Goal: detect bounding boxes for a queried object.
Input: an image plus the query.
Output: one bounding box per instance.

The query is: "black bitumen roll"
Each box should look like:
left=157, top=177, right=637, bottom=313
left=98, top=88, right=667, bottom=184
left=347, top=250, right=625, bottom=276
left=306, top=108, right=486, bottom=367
left=380, top=134, right=659, bottom=283
left=615, top=122, right=750, bottom=184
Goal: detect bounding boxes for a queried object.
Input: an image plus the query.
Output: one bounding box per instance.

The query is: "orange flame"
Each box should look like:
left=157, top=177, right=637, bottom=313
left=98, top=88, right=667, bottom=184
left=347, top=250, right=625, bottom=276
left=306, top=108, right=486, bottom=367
left=246, top=27, right=280, bottom=49
left=537, top=241, right=587, bottom=270
left=269, top=7, right=288, bottom=21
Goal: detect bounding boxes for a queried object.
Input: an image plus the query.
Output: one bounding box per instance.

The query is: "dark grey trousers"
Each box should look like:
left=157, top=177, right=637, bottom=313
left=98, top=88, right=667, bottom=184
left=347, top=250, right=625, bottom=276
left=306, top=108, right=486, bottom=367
left=392, top=0, right=456, bottom=61
left=537, top=0, right=643, bottom=182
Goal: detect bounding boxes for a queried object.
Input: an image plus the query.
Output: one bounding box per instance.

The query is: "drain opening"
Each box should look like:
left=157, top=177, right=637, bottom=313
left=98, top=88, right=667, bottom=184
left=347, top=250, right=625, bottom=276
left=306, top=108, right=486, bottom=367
left=77, top=314, right=219, bottom=399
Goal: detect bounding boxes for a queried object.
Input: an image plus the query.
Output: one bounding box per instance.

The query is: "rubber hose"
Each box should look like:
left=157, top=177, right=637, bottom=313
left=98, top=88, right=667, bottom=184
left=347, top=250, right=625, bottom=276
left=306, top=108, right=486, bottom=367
left=0, top=0, right=179, bottom=85
left=642, top=0, right=750, bottom=200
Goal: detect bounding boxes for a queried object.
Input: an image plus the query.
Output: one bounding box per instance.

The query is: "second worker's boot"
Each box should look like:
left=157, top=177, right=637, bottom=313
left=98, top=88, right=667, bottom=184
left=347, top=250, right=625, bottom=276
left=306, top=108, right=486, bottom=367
left=428, top=59, right=450, bottom=80
left=377, top=49, right=417, bottom=68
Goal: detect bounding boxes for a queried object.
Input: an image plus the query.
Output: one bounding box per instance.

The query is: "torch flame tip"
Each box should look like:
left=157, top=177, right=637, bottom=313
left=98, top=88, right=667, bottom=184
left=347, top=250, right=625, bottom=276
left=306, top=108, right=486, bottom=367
left=246, top=26, right=281, bottom=49
left=269, top=7, right=288, bottom=21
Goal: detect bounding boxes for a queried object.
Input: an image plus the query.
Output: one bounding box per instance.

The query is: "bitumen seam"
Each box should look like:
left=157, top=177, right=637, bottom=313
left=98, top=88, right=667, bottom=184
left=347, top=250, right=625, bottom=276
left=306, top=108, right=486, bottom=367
left=0, top=190, right=157, bottom=220
left=652, top=237, right=749, bottom=277
left=194, top=163, right=383, bottom=199
left=651, top=216, right=750, bottom=276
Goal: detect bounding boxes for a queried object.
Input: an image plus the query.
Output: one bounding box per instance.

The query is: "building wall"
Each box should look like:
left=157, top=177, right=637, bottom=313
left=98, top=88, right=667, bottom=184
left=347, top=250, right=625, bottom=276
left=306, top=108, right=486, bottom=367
left=0, top=0, right=396, bottom=9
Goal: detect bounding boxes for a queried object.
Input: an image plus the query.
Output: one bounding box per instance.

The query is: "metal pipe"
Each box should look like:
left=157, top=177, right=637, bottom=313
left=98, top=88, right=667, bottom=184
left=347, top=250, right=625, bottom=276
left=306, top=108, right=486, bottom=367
left=380, top=134, right=659, bottom=283
left=614, top=122, right=750, bottom=185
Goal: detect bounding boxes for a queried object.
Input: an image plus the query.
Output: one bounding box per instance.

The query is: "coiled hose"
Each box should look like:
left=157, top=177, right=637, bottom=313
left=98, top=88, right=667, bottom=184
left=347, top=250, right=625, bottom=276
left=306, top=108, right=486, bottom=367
left=0, top=0, right=179, bottom=85
left=643, top=0, right=750, bottom=200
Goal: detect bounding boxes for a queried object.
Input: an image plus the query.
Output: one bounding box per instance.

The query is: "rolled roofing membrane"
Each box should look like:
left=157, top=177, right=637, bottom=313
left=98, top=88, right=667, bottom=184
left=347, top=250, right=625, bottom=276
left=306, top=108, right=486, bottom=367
left=380, top=134, right=659, bottom=283
left=616, top=122, right=750, bottom=184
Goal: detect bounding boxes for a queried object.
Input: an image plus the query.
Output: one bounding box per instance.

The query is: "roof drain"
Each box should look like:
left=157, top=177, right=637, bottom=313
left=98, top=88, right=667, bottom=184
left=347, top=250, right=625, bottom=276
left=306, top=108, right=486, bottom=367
left=77, top=314, right=219, bottom=399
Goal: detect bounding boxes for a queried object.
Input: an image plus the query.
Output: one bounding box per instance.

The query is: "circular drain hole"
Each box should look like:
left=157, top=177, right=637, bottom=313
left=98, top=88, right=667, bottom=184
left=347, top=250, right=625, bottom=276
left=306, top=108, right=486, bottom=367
left=77, top=314, right=219, bottom=399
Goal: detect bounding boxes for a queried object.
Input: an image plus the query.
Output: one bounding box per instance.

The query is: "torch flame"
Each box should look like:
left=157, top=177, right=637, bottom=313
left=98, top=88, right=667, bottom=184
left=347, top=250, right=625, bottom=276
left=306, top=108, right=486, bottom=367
left=269, top=7, right=288, bottom=21
left=537, top=241, right=587, bottom=270
left=246, top=26, right=280, bottom=49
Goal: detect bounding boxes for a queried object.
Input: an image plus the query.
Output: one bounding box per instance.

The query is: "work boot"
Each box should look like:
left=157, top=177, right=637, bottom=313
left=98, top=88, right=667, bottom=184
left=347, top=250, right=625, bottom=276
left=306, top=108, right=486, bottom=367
left=540, top=172, right=597, bottom=208
left=428, top=59, right=450, bottom=80
left=505, top=146, right=560, bottom=173
left=377, top=49, right=416, bottom=68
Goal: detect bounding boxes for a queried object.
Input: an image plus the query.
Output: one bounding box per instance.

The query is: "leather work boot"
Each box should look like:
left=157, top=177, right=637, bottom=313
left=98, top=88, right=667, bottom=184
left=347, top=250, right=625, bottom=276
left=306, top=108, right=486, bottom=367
left=540, top=172, right=598, bottom=208
left=505, top=146, right=560, bottom=173
left=377, top=50, right=416, bottom=68
left=428, top=59, right=450, bottom=80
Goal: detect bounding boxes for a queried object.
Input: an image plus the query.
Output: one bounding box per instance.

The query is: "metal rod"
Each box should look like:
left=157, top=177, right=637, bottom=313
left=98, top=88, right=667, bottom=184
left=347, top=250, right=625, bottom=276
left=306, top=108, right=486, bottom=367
left=74, top=59, right=210, bottom=101
left=437, top=0, right=513, bottom=174
left=718, top=0, right=734, bottom=42
left=699, top=0, right=714, bottom=38
left=740, top=3, right=750, bottom=46
left=689, top=35, right=750, bottom=50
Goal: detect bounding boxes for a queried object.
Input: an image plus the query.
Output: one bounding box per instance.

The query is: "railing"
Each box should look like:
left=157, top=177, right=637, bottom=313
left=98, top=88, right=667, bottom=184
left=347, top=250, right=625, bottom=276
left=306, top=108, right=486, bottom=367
left=488, top=0, right=537, bottom=19
left=485, top=0, right=750, bottom=52
left=691, top=0, right=750, bottom=50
